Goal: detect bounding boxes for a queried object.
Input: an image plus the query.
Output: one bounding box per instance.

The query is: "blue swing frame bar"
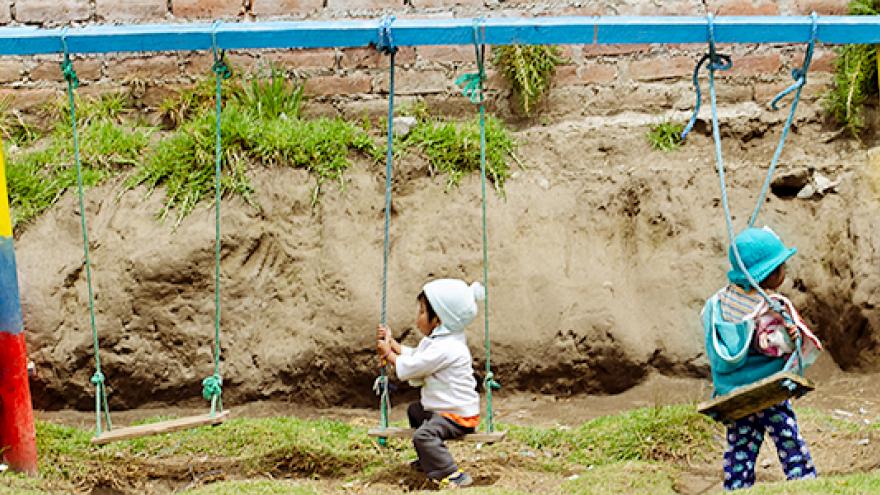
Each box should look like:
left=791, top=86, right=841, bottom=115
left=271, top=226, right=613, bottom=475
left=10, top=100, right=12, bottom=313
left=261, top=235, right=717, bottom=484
left=0, top=15, right=878, bottom=56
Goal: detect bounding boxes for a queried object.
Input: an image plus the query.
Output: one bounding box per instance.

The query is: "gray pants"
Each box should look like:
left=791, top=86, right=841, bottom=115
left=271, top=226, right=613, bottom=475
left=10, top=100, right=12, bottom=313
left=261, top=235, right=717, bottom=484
left=407, top=402, right=473, bottom=480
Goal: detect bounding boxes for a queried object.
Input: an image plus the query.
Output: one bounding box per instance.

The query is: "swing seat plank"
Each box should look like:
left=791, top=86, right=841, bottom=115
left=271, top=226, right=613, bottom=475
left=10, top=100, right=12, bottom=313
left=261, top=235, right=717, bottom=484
left=91, top=410, right=230, bottom=445
left=368, top=427, right=506, bottom=443
left=698, top=372, right=813, bottom=423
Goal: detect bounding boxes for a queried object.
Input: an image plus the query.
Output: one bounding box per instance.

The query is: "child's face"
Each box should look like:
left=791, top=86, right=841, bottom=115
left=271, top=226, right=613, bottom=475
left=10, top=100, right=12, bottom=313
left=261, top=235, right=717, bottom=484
left=763, top=264, right=786, bottom=290
left=416, top=299, right=440, bottom=336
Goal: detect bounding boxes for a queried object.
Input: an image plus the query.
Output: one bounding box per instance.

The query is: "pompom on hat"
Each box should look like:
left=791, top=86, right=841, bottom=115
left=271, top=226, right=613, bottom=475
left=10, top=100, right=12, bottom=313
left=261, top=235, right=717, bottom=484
left=727, top=226, right=797, bottom=288
left=423, top=279, right=485, bottom=333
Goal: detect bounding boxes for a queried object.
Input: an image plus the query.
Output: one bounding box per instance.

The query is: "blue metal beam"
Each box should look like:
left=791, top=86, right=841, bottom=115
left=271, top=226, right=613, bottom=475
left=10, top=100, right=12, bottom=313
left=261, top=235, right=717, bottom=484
left=0, top=16, right=878, bottom=56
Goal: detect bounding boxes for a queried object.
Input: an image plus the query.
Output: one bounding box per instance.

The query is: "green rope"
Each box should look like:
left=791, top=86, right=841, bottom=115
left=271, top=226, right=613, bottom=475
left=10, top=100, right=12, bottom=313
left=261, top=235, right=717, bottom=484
left=375, top=14, right=397, bottom=446
left=61, top=29, right=112, bottom=437
left=203, top=21, right=229, bottom=417
left=457, top=19, right=500, bottom=433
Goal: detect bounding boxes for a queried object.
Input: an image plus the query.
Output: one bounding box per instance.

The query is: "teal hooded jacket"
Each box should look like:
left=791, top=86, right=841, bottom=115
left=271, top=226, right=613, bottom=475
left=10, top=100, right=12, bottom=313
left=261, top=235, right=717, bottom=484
left=702, top=293, right=786, bottom=396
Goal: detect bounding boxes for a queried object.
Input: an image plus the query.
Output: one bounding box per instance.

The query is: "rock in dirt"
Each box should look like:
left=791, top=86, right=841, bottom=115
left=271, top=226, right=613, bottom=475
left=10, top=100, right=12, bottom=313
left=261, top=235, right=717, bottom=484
left=393, top=116, right=418, bottom=137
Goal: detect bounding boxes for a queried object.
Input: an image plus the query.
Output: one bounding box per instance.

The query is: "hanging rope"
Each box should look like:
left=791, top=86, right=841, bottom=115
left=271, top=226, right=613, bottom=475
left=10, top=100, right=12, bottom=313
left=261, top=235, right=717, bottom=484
left=748, top=12, right=818, bottom=228
left=202, top=20, right=230, bottom=417
left=374, top=14, right=397, bottom=444
left=61, top=29, right=113, bottom=438
left=456, top=18, right=500, bottom=433
left=697, top=14, right=819, bottom=377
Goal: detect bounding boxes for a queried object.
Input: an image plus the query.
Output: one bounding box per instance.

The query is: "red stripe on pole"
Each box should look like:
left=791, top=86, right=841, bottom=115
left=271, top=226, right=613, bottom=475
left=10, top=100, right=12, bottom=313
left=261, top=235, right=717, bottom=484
left=0, top=331, right=37, bottom=474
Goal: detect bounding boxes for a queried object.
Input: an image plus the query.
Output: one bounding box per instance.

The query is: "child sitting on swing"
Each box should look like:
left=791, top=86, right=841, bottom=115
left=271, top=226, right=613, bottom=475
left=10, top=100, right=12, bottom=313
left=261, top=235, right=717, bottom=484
left=702, top=227, right=822, bottom=491
left=377, top=278, right=484, bottom=489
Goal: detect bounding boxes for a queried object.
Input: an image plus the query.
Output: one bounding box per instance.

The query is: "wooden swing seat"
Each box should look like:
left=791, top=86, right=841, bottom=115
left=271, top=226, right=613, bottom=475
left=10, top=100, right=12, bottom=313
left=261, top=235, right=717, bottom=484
left=91, top=410, right=230, bottom=445
left=368, top=427, right=506, bottom=443
left=698, top=372, right=813, bottom=423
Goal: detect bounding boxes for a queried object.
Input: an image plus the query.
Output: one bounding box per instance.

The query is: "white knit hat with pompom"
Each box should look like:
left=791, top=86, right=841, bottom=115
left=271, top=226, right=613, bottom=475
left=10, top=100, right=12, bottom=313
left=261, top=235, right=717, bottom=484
left=423, top=279, right=485, bottom=332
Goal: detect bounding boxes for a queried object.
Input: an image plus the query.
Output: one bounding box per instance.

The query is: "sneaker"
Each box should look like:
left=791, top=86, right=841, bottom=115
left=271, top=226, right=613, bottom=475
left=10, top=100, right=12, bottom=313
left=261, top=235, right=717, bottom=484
left=436, top=470, right=473, bottom=489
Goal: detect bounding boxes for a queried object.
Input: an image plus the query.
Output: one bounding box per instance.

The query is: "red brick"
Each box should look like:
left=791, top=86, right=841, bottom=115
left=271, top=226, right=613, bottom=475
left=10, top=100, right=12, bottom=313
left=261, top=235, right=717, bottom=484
left=186, top=52, right=261, bottom=75
left=627, top=56, right=692, bottom=81
left=726, top=54, right=782, bottom=77
left=582, top=44, right=651, bottom=58
left=263, top=49, right=337, bottom=70
left=96, top=0, right=166, bottom=21
left=16, top=0, right=90, bottom=23
left=171, top=0, right=243, bottom=18
left=715, top=1, right=779, bottom=15
left=304, top=75, right=371, bottom=96
left=326, top=0, right=402, bottom=9
left=0, top=60, right=24, bottom=83
left=106, top=56, right=180, bottom=81
left=0, top=1, right=11, bottom=24
left=809, top=49, right=836, bottom=73
left=794, top=0, right=848, bottom=15
left=251, top=0, right=323, bottom=16
left=418, top=45, right=475, bottom=64
left=374, top=69, right=448, bottom=94
left=555, top=63, right=617, bottom=86
left=0, top=88, right=60, bottom=110
left=340, top=47, right=415, bottom=69
left=30, top=59, right=102, bottom=82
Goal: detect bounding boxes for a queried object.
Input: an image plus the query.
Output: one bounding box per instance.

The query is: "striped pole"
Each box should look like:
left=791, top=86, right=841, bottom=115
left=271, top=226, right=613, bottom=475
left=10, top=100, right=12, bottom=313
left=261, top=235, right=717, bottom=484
left=0, top=142, right=38, bottom=475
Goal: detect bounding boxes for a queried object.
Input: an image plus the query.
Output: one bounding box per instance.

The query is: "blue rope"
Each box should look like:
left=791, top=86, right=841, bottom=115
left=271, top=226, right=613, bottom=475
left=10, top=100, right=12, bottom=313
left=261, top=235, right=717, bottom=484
left=681, top=15, right=732, bottom=141
left=749, top=12, right=818, bottom=229
left=375, top=14, right=396, bottom=445
left=701, top=14, right=818, bottom=377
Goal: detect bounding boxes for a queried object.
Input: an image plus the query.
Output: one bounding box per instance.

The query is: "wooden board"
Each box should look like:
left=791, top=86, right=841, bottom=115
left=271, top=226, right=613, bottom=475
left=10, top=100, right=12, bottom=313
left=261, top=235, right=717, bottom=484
left=91, top=410, right=230, bottom=445
left=368, top=427, right=506, bottom=444
left=698, top=372, right=814, bottom=423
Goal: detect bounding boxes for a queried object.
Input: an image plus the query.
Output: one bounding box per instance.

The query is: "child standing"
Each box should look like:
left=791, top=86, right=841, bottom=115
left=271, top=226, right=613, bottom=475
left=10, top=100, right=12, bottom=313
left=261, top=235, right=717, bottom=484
left=702, top=227, right=820, bottom=491
left=377, top=278, right=484, bottom=489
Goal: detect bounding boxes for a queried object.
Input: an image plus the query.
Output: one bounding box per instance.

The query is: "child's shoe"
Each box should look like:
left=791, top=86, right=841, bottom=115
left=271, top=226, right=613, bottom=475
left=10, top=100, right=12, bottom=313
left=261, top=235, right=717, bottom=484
left=436, top=470, right=473, bottom=489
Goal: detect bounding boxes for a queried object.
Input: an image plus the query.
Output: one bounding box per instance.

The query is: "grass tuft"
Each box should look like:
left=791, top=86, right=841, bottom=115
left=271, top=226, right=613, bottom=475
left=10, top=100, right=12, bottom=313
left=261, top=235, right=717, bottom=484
left=492, top=44, right=565, bottom=115
left=647, top=121, right=685, bottom=152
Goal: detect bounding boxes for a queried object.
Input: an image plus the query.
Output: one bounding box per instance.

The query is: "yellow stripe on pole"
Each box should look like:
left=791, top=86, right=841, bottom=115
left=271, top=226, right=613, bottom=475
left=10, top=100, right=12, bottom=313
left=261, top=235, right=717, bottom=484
left=0, top=142, right=12, bottom=237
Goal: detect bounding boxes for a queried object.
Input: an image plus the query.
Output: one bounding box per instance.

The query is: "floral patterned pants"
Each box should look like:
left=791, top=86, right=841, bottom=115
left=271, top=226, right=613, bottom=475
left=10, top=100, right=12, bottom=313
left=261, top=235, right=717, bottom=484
left=723, top=400, right=817, bottom=491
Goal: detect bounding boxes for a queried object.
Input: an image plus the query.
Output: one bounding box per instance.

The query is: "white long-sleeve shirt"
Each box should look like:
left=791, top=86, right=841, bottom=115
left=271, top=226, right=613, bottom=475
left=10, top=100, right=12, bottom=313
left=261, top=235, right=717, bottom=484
left=394, top=326, right=480, bottom=417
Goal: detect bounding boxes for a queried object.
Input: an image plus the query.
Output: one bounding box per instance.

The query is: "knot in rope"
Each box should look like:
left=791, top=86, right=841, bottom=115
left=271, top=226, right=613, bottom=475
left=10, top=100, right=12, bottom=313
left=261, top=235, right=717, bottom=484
left=455, top=73, right=484, bottom=103
left=770, top=12, right=818, bottom=110
left=202, top=373, right=223, bottom=401
left=90, top=371, right=105, bottom=386
left=60, top=57, right=79, bottom=88
left=375, top=15, right=398, bottom=55
left=680, top=14, right=733, bottom=141
left=483, top=371, right=501, bottom=391
left=212, top=54, right=232, bottom=80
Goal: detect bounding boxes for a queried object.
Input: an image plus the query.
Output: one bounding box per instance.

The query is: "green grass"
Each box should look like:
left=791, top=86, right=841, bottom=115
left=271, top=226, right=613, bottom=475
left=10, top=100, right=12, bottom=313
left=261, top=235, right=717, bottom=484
left=396, top=112, right=518, bottom=193
left=647, top=121, right=685, bottom=152
left=743, top=471, right=880, bottom=494
left=822, top=0, right=880, bottom=138
left=507, top=404, right=720, bottom=466
left=492, top=44, right=565, bottom=115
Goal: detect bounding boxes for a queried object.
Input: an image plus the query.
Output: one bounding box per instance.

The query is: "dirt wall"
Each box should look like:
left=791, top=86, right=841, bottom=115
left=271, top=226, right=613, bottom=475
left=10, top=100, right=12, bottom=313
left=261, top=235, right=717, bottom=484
left=14, top=100, right=880, bottom=410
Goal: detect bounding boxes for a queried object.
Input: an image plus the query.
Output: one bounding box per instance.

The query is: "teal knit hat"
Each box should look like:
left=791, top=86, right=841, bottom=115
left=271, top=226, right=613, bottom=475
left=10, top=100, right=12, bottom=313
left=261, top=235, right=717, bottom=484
left=727, top=227, right=797, bottom=288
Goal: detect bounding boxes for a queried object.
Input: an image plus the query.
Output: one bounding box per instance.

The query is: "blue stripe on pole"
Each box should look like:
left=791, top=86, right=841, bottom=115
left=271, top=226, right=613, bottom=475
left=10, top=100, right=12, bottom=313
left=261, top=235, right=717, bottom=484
left=1, top=16, right=880, bottom=55
left=0, top=236, right=23, bottom=335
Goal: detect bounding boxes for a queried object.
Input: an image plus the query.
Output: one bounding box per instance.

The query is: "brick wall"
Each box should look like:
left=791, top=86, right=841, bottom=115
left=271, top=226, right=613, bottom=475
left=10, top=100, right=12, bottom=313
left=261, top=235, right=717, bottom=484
left=0, top=0, right=847, bottom=117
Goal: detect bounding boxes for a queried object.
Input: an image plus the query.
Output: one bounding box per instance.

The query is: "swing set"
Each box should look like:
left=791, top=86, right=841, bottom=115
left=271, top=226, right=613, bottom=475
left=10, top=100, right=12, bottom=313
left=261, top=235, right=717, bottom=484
left=0, top=13, right=874, bottom=451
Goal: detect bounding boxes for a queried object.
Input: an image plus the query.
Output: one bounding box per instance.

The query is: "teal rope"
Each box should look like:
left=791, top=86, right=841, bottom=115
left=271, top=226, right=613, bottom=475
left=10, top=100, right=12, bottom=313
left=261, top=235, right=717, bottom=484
left=61, top=30, right=112, bottom=437
left=748, top=12, right=818, bottom=229
left=203, top=21, right=229, bottom=416
left=376, top=15, right=397, bottom=444
left=702, top=15, right=810, bottom=376
left=458, top=19, right=500, bottom=433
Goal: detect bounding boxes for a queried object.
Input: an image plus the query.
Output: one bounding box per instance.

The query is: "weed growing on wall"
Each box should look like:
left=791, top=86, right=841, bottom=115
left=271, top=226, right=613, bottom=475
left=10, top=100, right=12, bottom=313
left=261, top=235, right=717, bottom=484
left=492, top=44, right=564, bottom=115
left=823, top=0, right=880, bottom=138
left=647, top=121, right=684, bottom=152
